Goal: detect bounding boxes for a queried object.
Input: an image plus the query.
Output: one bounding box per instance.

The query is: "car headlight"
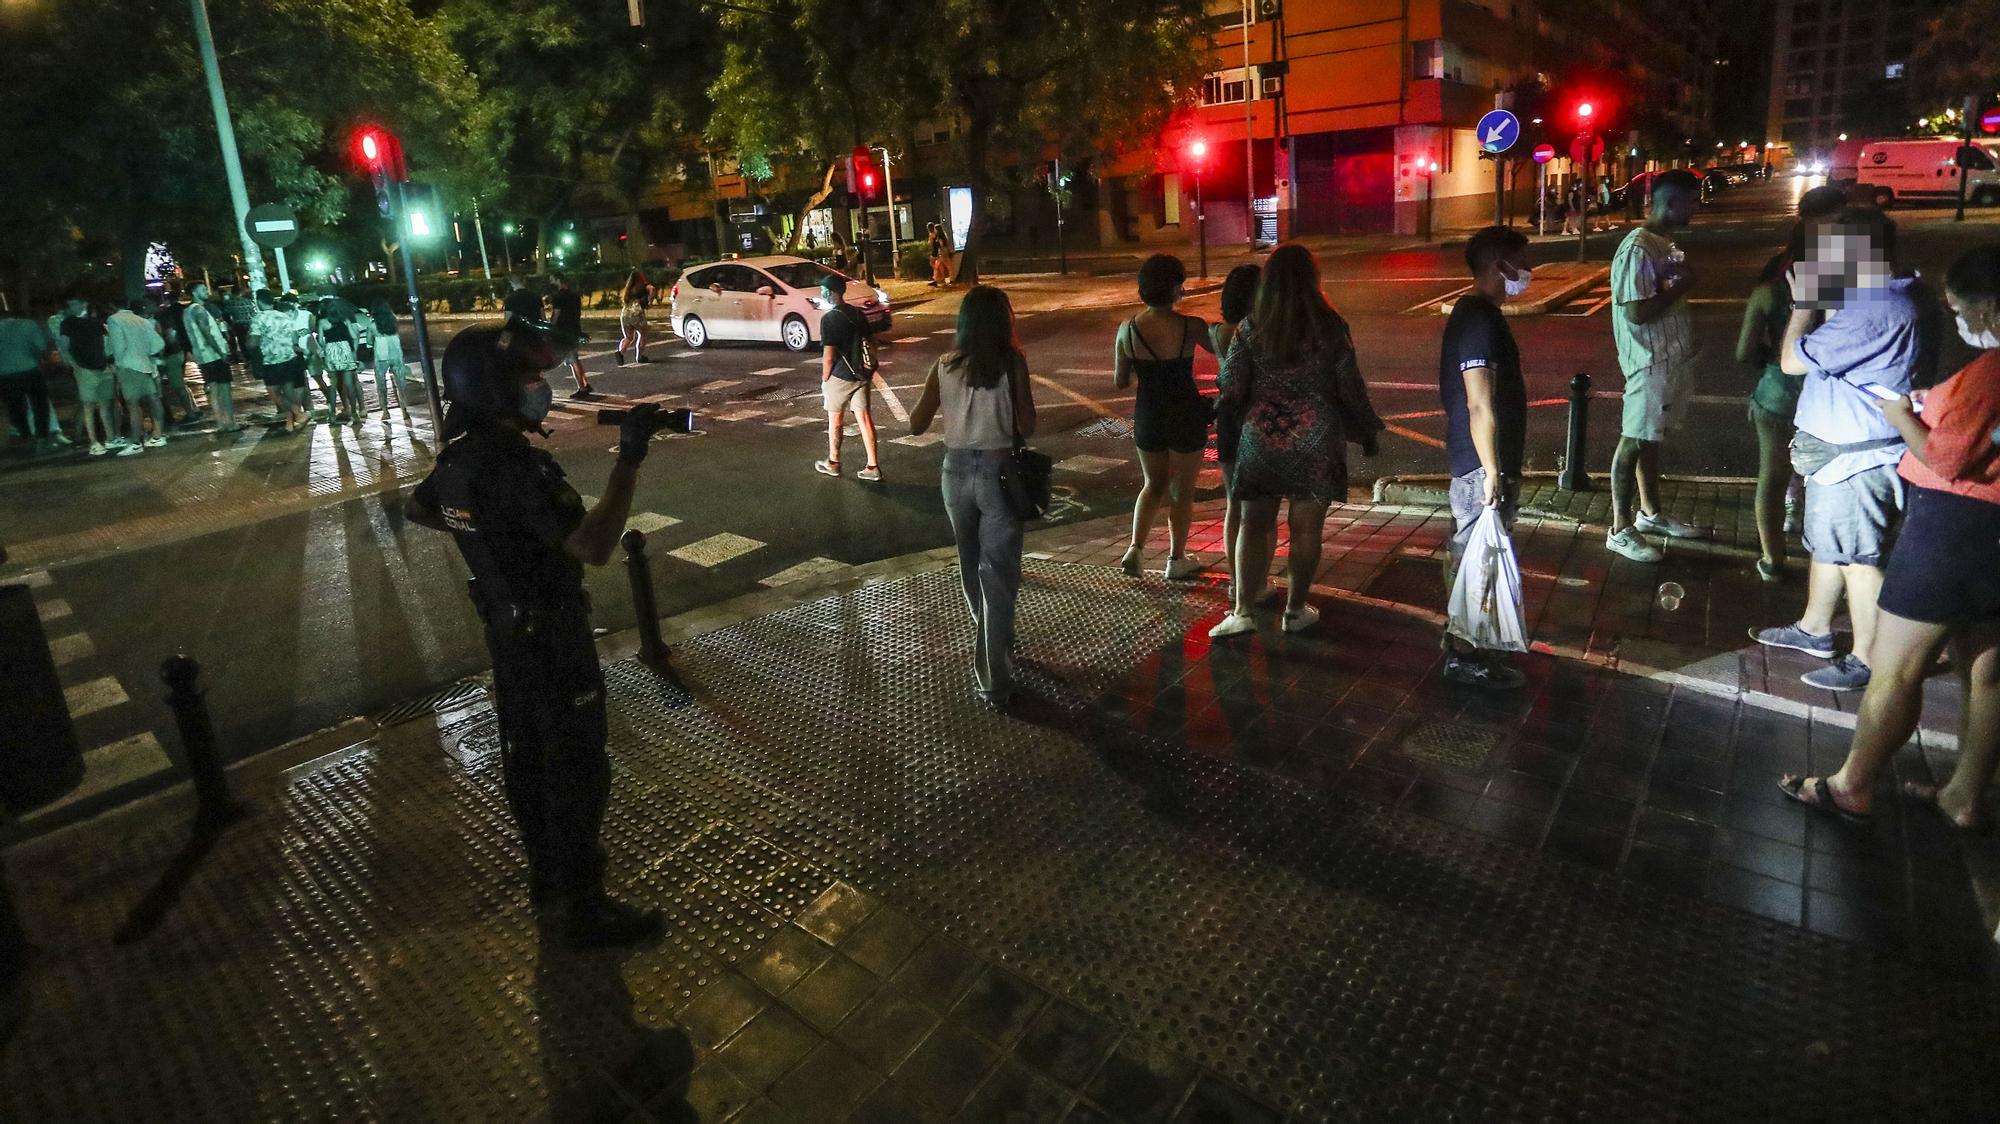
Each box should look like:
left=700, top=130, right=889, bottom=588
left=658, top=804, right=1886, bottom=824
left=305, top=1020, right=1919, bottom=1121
left=809, top=296, right=834, bottom=310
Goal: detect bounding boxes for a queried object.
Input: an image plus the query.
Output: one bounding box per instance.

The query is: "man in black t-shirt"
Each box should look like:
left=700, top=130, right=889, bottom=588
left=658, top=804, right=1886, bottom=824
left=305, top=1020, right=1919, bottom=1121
left=1437, top=226, right=1532, bottom=689
left=546, top=274, right=594, bottom=400
left=57, top=298, right=118, bottom=454
left=502, top=276, right=545, bottom=324
left=814, top=274, right=880, bottom=481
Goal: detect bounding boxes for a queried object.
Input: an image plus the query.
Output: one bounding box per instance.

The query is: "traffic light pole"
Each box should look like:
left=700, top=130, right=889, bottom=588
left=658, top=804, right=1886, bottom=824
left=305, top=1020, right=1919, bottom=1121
left=1195, top=171, right=1207, bottom=279
left=876, top=147, right=899, bottom=277
left=391, top=180, right=443, bottom=430
left=1052, top=158, right=1067, bottom=276
left=188, top=0, right=266, bottom=294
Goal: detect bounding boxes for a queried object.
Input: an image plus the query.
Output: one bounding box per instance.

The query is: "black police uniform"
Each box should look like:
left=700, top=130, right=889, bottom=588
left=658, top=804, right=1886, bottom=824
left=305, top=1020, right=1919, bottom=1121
left=412, top=419, right=610, bottom=904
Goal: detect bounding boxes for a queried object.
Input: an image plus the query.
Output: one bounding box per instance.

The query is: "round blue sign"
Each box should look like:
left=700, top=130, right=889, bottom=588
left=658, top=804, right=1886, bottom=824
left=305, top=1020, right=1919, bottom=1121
left=1477, top=110, right=1520, bottom=154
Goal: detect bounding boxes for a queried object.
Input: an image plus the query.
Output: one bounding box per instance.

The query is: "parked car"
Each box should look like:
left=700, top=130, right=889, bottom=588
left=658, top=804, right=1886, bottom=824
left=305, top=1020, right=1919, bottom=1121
left=1856, top=138, right=2000, bottom=208
left=670, top=255, right=892, bottom=351
left=1608, top=169, right=1713, bottom=210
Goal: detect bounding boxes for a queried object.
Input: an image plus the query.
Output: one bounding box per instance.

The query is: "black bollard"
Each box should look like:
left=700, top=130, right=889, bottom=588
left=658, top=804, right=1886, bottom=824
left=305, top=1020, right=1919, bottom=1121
left=160, top=655, right=245, bottom=829
left=1559, top=371, right=1593, bottom=491
left=621, top=530, right=671, bottom=672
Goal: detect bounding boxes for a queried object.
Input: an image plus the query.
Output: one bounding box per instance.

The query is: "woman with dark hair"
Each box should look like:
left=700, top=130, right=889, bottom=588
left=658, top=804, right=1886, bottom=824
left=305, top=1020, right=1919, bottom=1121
left=616, top=270, right=651, bottom=365
left=1738, top=250, right=1801, bottom=580
left=367, top=300, right=405, bottom=414
left=1212, top=263, right=1261, bottom=596
left=1208, top=244, right=1383, bottom=639
left=1115, top=253, right=1216, bottom=579
left=911, top=285, right=1040, bottom=706
left=1779, top=243, right=2000, bottom=829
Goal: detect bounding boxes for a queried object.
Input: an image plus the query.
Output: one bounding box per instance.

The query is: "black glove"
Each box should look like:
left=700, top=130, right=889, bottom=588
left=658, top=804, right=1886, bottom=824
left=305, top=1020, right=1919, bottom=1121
left=617, top=403, right=670, bottom=465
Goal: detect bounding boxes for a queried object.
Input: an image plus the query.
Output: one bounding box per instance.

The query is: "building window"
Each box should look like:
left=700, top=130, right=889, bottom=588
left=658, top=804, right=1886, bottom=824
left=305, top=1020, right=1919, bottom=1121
left=1785, top=98, right=1813, bottom=118
left=1785, top=75, right=1814, bottom=96
left=1160, top=174, right=1181, bottom=226
left=1201, top=71, right=1250, bottom=106
left=1411, top=39, right=1444, bottom=80
left=1884, top=61, right=1905, bottom=79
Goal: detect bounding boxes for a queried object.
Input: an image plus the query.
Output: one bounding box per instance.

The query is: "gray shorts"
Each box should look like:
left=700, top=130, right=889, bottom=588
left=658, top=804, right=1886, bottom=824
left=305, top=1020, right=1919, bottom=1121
left=1620, top=360, right=1695, bottom=442
left=822, top=374, right=871, bottom=414
left=1803, top=465, right=1904, bottom=566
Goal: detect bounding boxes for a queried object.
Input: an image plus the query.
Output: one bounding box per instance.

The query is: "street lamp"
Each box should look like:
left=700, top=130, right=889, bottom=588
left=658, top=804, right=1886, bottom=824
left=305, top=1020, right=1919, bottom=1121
left=500, top=222, right=516, bottom=272
left=1422, top=159, right=1439, bottom=242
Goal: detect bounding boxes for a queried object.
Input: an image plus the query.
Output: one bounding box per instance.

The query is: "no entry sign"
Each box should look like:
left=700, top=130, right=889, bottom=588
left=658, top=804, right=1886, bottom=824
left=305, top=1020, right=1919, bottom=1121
left=1532, top=143, right=1556, bottom=164
left=244, top=203, right=300, bottom=250
left=1982, top=106, right=2000, bottom=135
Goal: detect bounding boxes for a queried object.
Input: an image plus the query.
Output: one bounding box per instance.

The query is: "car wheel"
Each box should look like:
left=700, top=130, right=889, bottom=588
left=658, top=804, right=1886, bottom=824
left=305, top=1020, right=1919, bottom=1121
left=781, top=315, right=811, bottom=352
left=1976, top=187, right=2000, bottom=207
left=1873, top=188, right=1894, bottom=208
left=682, top=315, right=707, bottom=349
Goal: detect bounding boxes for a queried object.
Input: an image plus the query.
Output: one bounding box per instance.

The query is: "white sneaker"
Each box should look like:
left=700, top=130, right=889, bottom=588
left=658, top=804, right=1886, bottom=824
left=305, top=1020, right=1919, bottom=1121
left=143, top=435, right=166, bottom=448
left=1281, top=604, right=1321, bottom=633
left=1207, top=612, right=1258, bottom=639
left=1634, top=510, right=1705, bottom=539
left=116, top=443, right=143, bottom=457
left=1605, top=527, right=1664, bottom=563
left=105, top=437, right=132, bottom=449
left=88, top=442, right=107, bottom=456
left=1163, top=556, right=1203, bottom=581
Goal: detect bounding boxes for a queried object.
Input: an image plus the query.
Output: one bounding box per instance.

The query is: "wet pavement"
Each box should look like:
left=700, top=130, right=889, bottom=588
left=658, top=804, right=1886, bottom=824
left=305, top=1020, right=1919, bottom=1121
left=4, top=502, right=1997, bottom=1121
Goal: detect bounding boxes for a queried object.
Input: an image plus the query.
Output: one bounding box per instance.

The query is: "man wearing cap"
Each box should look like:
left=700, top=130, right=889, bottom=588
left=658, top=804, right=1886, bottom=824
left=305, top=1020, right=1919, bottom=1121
left=409, top=319, right=676, bottom=949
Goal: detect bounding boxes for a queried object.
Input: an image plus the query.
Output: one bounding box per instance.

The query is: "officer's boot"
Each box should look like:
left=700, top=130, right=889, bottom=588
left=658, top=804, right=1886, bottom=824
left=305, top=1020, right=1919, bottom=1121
left=544, top=893, right=665, bottom=950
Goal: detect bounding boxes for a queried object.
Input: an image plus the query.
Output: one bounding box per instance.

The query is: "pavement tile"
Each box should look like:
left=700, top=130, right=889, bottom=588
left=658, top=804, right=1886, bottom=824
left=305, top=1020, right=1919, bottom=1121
left=716, top=1004, right=823, bottom=1093
left=1015, top=1001, right=1119, bottom=1091
left=783, top=953, right=881, bottom=1035
left=1083, top=1041, right=1198, bottom=1124
left=893, top=1023, right=1000, bottom=1116
left=1170, top=1076, right=1283, bottom=1123
left=677, top=972, right=768, bottom=1050
left=889, top=933, right=985, bottom=1015
left=767, top=1041, right=878, bottom=1117
left=837, top=905, right=929, bottom=978
left=959, top=1058, right=1074, bottom=1123
left=745, top=925, right=833, bottom=995
left=834, top=988, right=940, bottom=1072
left=797, top=882, right=880, bottom=946
left=949, top=966, right=1050, bottom=1048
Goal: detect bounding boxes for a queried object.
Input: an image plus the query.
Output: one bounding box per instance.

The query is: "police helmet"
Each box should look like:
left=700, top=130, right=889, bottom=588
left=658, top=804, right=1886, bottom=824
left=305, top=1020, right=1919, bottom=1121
left=440, top=321, right=567, bottom=422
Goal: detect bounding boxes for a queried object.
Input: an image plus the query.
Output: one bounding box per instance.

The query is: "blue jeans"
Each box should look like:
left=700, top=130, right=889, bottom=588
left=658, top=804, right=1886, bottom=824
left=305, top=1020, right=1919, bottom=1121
left=941, top=448, right=1024, bottom=698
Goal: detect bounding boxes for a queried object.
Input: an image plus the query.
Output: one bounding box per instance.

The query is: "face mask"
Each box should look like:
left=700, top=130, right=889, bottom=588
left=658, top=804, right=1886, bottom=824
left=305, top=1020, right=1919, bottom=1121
left=1502, top=267, right=1533, bottom=299
left=520, top=379, right=554, bottom=424
left=1956, top=313, right=2000, bottom=350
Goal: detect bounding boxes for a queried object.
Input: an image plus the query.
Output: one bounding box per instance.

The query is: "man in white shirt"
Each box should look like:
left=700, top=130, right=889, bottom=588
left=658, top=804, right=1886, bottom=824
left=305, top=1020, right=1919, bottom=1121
left=249, top=291, right=309, bottom=432
left=106, top=300, right=168, bottom=452
left=184, top=283, right=241, bottom=432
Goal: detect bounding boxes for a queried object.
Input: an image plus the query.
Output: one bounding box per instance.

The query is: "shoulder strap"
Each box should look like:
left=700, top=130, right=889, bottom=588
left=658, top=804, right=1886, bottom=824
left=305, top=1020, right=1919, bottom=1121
left=1003, top=353, right=1025, bottom=449
left=1130, top=318, right=1159, bottom=360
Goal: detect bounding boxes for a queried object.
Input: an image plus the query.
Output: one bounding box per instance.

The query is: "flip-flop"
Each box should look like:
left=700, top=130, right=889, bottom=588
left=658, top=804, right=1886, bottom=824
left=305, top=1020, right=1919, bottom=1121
left=1899, top=781, right=1992, bottom=834
left=1777, top=775, right=1871, bottom=824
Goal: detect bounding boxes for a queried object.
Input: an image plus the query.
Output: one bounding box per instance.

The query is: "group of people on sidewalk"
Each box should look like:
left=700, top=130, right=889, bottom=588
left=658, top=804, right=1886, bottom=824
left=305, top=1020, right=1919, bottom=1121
left=0, top=282, right=413, bottom=451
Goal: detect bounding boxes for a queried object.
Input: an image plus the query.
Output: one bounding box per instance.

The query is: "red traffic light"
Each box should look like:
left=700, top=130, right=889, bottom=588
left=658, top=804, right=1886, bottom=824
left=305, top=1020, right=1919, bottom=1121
left=850, top=145, right=879, bottom=199
left=352, top=126, right=406, bottom=181
left=1189, top=139, right=1208, bottom=159
left=1575, top=101, right=1594, bottom=121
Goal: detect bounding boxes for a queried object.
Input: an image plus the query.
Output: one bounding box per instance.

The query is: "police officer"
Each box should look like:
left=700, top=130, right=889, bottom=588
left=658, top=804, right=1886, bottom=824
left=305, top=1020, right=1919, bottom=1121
left=409, top=320, right=676, bottom=948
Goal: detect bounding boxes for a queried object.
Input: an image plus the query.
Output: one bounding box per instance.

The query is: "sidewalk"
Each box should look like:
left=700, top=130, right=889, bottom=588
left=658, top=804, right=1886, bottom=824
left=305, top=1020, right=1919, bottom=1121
left=4, top=490, right=1996, bottom=1121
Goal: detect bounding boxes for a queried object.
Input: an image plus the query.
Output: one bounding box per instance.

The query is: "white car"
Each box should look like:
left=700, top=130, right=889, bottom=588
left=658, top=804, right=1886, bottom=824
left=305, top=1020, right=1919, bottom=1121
left=669, top=255, right=892, bottom=351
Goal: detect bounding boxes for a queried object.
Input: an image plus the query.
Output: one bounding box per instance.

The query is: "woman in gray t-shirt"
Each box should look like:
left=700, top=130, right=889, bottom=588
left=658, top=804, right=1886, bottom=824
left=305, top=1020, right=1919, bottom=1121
left=911, top=285, right=1039, bottom=705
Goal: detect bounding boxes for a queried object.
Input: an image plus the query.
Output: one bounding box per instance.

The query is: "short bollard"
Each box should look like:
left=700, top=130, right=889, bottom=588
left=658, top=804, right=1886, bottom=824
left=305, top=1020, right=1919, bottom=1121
left=1559, top=371, right=1593, bottom=491
left=160, top=655, right=245, bottom=829
left=622, top=529, right=671, bottom=671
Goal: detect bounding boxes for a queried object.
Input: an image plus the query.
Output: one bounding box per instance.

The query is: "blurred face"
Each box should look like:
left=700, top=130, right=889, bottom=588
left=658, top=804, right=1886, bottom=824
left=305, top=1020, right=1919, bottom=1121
left=1947, top=289, right=1998, bottom=336
left=191, top=284, right=209, bottom=302
left=65, top=299, right=85, bottom=316
left=1813, top=225, right=1890, bottom=291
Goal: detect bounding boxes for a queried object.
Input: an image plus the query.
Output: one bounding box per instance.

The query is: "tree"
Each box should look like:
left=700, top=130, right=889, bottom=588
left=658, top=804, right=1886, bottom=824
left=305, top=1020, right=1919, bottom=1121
left=0, top=0, right=486, bottom=302
left=438, top=0, right=719, bottom=272
left=1913, top=0, right=2000, bottom=105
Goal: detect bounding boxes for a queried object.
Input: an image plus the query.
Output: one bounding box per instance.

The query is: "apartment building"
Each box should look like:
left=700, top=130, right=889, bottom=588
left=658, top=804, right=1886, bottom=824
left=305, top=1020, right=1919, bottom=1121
left=1764, top=0, right=1940, bottom=159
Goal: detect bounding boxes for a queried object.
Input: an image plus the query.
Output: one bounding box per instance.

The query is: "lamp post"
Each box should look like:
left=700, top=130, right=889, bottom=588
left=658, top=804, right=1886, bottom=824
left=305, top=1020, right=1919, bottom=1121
left=500, top=223, right=516, bottom=273
left=1189, top=139, right=1209, bottom=278
left=1575, top=100, right=1595, bottom=264
left=188, top=0, right=266, bottom=294
left=1422, top=159, right=1438, bottom=242
left=875, top=145, right=900, bottom=276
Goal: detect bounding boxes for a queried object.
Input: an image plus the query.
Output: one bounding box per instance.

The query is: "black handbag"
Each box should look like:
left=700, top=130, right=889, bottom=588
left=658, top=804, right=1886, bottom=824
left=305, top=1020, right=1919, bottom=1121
left=1002, top=357, right=1052, bottom=520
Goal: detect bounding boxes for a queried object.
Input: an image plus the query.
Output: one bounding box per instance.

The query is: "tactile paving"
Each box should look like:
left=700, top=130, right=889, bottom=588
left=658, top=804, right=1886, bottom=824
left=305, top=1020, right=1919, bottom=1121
left=1396, top=719, right=1504, bottom=770
left=4, top=563, right=1996, bottom=1121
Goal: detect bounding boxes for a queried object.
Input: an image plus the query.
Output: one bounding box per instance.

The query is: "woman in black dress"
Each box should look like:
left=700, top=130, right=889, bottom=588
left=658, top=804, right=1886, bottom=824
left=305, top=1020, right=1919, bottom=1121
left=1114, top=254, right=1215, bottom=580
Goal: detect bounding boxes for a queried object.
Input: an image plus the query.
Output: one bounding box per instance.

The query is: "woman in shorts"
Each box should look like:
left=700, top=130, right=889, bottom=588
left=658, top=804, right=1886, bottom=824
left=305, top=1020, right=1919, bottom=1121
left=368, top=301, right=405, bottom=413
left=1114, top=253, right=1214, bottom=581
left=1779, top=243, right=2000, bottom=830
left=1211, top=264, right=1261, bottom=599
left=616, top=270, right=651, bottom=365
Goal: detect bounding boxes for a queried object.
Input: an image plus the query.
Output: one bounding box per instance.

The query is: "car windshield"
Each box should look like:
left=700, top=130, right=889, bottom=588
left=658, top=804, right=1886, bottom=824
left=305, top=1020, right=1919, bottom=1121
left=765, top=262, right=844, bottom=290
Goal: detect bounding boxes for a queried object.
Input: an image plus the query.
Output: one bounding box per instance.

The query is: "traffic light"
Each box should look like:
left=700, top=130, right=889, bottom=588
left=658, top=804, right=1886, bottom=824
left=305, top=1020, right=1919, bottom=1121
left=851, top=146, right=879, bottom=201
left=1575, top=101, right=1594, bottom=124
left=354, top=126, right=407, bottom=219
left=1188, top=139, right=1208, bottom=162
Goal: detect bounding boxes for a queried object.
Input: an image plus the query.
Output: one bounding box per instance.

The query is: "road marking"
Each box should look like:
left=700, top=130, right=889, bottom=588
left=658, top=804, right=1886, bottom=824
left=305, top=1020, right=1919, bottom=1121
left=870, top=374, right=910, bottom=423
left=86, top=730, right=170, bottom=771
left=1325, top=276, right=1466, bottom=283
left=750, top=367, right=791, bottom=377
left=930, top=329, right=956, bottom=336
left=759, top=557, right=850, bottom=587
left=19, top=570, right=51, bottom=589
left=37, top=598, right=71, bottom=623
left=47, top=633, right=95, bottom=666
left=64, top=676, right=128, bottom=718
left=1032, top=373, right=1116, bottom=420
left=709, top=407, right=766, bottom=421
left=668, top=532, right=766, bottom=567
left=1590, top=390, right=1746, bottom=406
left=891, top=431, right=944, bottom=447
left=700, top=379, right=745, bottom=391
left=1380, top=422, right=1446, bottom=449
left=1404, top=283, right=1472, bottom=315
left=767, top=415, right=818, bottom=428
left=1368, top=382, right=1441, bottom=392
left=1053, top=368, right=1115, bottom=377
left=626, top=511, right=681, bottom=534
left=1055, top=454, right=1125, bottom=474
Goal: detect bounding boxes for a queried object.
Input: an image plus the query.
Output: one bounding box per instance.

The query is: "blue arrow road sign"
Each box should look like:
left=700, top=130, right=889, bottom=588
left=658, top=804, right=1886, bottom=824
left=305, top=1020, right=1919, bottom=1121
left=1478, top=109, right=1520, bottom=154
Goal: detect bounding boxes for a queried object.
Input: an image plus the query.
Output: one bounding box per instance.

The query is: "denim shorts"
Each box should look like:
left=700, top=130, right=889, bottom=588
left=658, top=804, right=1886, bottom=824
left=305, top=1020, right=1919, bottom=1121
left=1803, top=464, right=1904, bottom=566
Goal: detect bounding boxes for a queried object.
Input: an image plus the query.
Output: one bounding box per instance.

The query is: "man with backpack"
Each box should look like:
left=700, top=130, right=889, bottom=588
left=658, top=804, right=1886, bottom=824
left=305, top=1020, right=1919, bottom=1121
left=813, top=273, right=882, bottom=482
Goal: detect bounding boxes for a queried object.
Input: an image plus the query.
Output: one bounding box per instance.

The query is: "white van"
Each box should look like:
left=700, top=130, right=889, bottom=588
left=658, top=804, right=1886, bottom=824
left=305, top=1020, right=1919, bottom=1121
left=1856, top=138, right=2000, bottom=207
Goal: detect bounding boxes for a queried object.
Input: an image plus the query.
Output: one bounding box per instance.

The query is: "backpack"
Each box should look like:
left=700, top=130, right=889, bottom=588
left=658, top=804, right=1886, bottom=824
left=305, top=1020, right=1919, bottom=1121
left=832, top=306, right=877, bottom=379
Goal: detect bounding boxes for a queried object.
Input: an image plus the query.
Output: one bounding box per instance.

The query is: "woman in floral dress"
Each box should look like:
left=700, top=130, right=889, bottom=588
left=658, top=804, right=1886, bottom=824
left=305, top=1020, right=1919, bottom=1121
left=1209, top=244, right=1383, bottom=639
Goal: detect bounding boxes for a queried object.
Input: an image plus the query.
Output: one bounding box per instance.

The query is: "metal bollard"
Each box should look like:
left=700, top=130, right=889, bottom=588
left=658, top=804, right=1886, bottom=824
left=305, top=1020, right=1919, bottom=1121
left=160, top=655, right=245, bottom=829
left=621, top=530, right=671, bottom=671
left=1559, top=371, right=1593, bottom=491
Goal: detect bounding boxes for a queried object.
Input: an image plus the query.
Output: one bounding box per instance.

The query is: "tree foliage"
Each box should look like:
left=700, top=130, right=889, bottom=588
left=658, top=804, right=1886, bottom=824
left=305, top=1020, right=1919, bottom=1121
left=0, top=0, right=485, bottom=301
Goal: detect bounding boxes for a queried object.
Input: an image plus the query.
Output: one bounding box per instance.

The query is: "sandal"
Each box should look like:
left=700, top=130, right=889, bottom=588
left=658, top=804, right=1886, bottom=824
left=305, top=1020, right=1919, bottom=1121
left=1776, top=775, right=1871, bottom=824
left=1899, top=781, right=1992, bottom=834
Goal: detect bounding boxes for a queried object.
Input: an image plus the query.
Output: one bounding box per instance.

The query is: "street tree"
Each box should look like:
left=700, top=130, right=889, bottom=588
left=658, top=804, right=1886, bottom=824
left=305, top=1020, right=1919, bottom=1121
left=1913, top=0, right=2000, bottom=106
left=0, top=0, right=486, bottom=301
left=439, top=0, right=719, bottom=271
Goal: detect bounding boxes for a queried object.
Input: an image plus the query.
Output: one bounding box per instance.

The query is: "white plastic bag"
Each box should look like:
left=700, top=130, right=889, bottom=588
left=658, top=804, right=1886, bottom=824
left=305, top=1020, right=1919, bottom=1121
left=1446, top=506, right=1528, bottom=653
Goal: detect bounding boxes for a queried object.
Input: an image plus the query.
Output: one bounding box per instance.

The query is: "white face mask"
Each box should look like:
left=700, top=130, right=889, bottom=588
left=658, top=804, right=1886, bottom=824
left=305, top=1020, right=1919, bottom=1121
left=1956, top=313, right=2000, bottom=350
left=1502, top=266, right=1533, bottom=299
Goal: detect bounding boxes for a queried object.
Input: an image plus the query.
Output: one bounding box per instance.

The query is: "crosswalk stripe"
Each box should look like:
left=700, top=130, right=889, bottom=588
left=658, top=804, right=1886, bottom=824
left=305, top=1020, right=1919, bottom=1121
left=626, top=511, right=681, bottom=534
left=758, top=557, right=849, bottom=587
left=20, top=570, right=52, bottom=589
left=1054, top=454, right=1124, bottom=474
left=767, top=416, right=818, bottom=428
left=37, top=598, right=72, bottom=623
left=47, top=633, right=95, bottom=666
left=890, top=431, right=943, bottom=447
left=667, top=532, right=766, bottom=567
left=64, top=676, right=128, bottom=718
left=870, top=375, right=910, bottom=423
left=751, top=367, right=791, bottom=377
